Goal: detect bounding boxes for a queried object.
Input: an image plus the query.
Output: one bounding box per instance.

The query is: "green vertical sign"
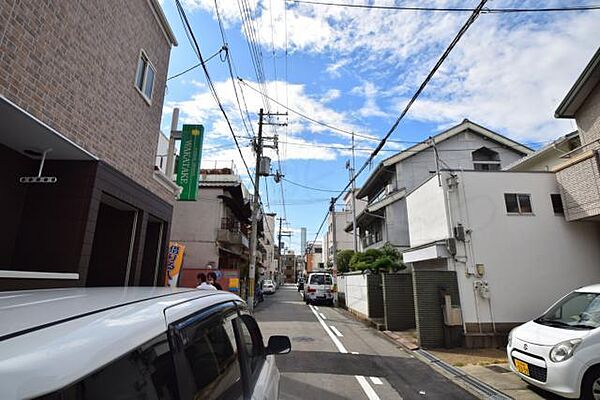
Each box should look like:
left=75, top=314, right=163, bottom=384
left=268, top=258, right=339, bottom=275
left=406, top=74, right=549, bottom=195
left=176, top=124, right=204, bottom=201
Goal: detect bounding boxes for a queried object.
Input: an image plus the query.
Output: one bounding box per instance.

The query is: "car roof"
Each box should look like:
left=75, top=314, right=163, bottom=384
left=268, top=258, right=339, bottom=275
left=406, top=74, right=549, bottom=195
left=576, top=284, right=600, bottom=293
left=0, top=287, right=241, bottom=398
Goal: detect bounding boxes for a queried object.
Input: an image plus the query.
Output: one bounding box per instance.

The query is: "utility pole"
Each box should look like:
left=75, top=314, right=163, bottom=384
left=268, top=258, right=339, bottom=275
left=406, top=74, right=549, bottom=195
left=346, top=131, right=358, bottom=252
left=248, top=109, right=287, bottom=310
left=330, top=197, right=337, bottom=276
left=247, top=108, right=263, bottom=312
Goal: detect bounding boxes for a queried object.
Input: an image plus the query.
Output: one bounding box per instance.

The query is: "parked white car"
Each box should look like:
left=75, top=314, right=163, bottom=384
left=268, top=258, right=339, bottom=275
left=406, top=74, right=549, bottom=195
left=507, top=284, right=600, bottom=399
left=304, top=272, right=334, bottom=305
left=0, top=287, right=291, bottom=399
left=263, top=279, right=276, bottom=294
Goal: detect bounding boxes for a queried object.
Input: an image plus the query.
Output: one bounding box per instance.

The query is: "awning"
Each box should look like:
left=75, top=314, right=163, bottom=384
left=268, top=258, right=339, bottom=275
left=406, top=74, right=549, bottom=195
left=403, top=241, right=450, bottom=263
left=0, top=96, right=97, bottom=161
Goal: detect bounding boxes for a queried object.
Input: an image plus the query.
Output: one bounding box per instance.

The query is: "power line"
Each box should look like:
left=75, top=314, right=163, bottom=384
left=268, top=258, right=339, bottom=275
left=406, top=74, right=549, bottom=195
left=166, top=46, right=226, bottom=81
left=213, top=1, right=255, bottom=143
left=239, top=75, right=550, bottom=149
left=282, top=177, right=341, bottom=193
left=174, top=0, right=256, bottom=192
left=307, top=0, right=489, bottom=250
left=289, top=0, right=600, bottom=13
left=239, top=77, right=405, bottom=144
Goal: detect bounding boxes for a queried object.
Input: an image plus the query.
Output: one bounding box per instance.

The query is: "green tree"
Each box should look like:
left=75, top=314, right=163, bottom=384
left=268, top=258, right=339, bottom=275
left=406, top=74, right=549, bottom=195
left=347, top=243, right=405, bottom=272
left=336, top=250, right=355, bottom=273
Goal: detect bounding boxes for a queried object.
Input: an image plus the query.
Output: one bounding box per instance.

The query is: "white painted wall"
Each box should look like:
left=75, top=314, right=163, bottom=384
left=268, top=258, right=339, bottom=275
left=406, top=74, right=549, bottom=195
left=170, top=188, right=223, bottom=269
left=341, top=273, right=369, bottom=317
left=407, top=177, right=449, bottom=247
left=407, top=171, right=600, bottom=326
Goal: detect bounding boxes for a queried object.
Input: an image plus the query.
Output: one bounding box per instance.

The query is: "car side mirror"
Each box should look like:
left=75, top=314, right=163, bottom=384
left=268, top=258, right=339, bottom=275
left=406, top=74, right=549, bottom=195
left=266, top=335, right=291, bottom=355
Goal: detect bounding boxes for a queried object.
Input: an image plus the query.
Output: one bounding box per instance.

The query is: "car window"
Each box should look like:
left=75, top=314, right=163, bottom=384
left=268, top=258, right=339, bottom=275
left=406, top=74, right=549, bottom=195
left=176, top=308, right=243, bottom=400
left=35, top=334, right=178, bottom=400
left=236, top=314, right=265, bottom=376
left=309, top=274, right=332, bottom=285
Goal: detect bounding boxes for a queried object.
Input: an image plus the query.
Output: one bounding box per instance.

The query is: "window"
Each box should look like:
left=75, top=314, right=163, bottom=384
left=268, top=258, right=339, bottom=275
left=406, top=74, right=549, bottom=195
left=135, top=50, right=156, bottom=102
left=235, top=314, right=265, bottom=381
left=504, top=193, right=533, bottom=214
left=309, top=274, right=333, bottom=285
left=175, top=308, right=243, bottom=400
left=36, top=334, right=179, bottom=400
left=472, top=147, right=501, bottom=171
left=551, top=194, right=564, bottom=214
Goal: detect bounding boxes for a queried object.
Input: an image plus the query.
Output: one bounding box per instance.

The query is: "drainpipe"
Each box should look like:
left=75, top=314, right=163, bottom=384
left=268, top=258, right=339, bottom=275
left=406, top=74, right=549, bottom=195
left=443, top=173, right=468, bottom=335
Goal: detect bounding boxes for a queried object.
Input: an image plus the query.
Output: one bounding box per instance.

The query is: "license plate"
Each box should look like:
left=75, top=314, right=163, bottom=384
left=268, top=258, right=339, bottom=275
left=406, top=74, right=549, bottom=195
left=514, top=359, right=529, bottom=376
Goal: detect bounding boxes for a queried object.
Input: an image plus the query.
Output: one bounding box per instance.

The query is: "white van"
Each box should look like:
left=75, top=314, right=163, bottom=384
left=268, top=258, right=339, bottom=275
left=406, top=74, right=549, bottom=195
left=507, top=284, right=600, bottom=399
left=0, top=287, right=291, bottom=399
left=304, top=272, right=334, bottom=306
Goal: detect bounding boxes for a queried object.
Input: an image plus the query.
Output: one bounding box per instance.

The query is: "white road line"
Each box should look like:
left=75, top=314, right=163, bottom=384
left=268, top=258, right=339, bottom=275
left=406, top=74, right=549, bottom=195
left=320, top=312, right=327, bottom=320
left=369, top=377, right=383, bottom=385
left=314, top=306, right=319, bottom=310
left=351, top=351, right=359, bottom=354
left=308, top=305, right=380, bottom=400
left=355, top=375, right=381, bottom=400
left=308, top=305, right=347, bottom=353
left=330, top=325, right=343, bottom=337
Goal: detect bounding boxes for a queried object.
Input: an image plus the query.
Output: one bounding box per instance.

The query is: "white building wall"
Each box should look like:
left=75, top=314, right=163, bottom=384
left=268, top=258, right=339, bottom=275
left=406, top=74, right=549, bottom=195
left=407, top=171, right=600, bottom=327
left=170, top=188, right=223, bottom=269
left=407, top=178, right=449, bottom=247
left=454, top=171, right=600, bottom=325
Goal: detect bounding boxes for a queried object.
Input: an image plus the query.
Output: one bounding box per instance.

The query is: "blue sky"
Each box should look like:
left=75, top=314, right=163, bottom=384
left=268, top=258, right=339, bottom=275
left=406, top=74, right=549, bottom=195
left=158, top=0, right=599, bottom=251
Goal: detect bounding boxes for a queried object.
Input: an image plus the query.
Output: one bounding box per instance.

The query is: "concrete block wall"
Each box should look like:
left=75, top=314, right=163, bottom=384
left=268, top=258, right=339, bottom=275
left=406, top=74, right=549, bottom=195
left=0, top=0, right=174, bottom=203
left=367, top=274, right=384, bottom=319
left=412, top=270, right=460, bottom=348
left=382, top=273, right=415, bottom=331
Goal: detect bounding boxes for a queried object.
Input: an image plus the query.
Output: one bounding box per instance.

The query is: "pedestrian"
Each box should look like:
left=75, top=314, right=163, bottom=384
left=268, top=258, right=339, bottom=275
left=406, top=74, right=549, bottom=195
left=196, top=272, right=216, bottom=290
left=207, top=271, right=223, bottom=290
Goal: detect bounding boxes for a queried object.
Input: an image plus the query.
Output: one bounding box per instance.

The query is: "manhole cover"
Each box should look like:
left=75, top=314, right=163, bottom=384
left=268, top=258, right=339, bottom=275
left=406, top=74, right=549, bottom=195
left=485, top=365, right=510, bottom=374
left=292, top=336, right=315, bottom=342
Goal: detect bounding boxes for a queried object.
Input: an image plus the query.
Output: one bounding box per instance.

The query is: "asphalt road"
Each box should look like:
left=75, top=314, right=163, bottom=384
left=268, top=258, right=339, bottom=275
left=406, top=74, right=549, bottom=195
left=254, top=284, right=477, bottom=400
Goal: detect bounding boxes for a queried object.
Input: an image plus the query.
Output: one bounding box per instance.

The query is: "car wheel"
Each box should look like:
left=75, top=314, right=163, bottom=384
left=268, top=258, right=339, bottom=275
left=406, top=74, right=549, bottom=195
left=328, top=299, right=334, bottom=307
left=581, top=366, right=600, bottom=400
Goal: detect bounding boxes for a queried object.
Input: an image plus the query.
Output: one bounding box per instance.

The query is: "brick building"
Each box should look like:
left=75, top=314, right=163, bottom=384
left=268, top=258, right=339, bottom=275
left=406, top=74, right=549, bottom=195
left=554, top=47, right=600, bottom=222
left=0, top=0, right=178, bottom=289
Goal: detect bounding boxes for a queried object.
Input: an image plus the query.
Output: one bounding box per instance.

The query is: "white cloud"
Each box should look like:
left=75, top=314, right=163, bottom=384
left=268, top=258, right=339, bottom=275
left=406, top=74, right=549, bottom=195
left=176, top=0, right=599, bottom=145
left=395, top=12, right=600, bottom=142
left=326, top=59, right=349, bottom=78
left=321, top=89, right=341, bottom=103
left=164, top=78, right=373, bottom=173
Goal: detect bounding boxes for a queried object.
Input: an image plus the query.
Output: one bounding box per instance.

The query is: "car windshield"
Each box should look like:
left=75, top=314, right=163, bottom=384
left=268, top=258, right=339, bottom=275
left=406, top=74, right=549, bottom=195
left=309, top=275, right=332, bottom=285
left=535, top=292, right=600, bottom=330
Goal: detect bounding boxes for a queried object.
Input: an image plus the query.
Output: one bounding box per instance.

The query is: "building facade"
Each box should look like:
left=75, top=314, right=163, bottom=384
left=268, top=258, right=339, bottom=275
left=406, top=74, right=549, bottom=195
left=170, top=165, right=253, bottom=287
left=554, top=47, right=600, bottom=222
left=351, top=120, right=531, bottom=252
left=404, top=171, right=600, bottom=347
left=0, top=0, right=178, bottom=290
left=306, top=243, right=324, bottom=273
left=323, top=209, right=354, bottom=264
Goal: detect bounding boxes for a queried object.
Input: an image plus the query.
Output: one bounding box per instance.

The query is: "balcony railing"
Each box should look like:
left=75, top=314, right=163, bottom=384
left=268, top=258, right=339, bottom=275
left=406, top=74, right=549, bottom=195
left=221, top=217, right=249, bottom=236
left=218, top=217, right=249, bottom=247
